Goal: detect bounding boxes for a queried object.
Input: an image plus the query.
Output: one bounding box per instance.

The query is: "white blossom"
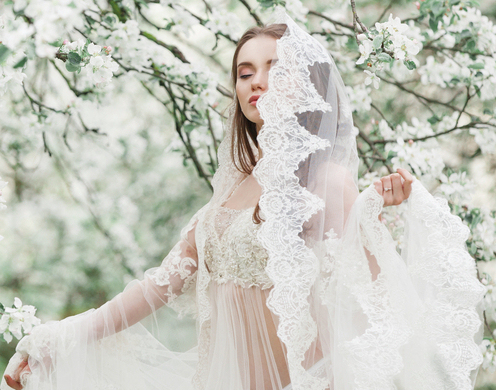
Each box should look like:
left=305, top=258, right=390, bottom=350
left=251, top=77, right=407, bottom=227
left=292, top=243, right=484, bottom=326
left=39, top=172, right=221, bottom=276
left=204, top=9, right=242, bottom=41
left=436, top=171, right=475, bottom=204
left=171, top=8, right=199, bottom=38
left=386, top=136, right=445, bottom=180
left=378, top=119, right=395, bottom=139
left=470, top=126, right=496, bottom=155
left=284, top=0, right=309, bottom=24
left=480, top=337, right=496, bottom=372
left=0, top=298, right=41, bottom=343
left=345, top=84, right=371, bottom=113
left=363, top=70, right=380, bottom=89
left=356, top=40, right=373, bottom=65
left=88, top=43, right=102, bottom=55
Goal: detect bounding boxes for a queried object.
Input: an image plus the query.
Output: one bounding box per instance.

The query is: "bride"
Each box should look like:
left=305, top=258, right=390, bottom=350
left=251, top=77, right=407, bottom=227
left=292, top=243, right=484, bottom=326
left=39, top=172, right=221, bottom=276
left=2, top=9, right=484, bottom=390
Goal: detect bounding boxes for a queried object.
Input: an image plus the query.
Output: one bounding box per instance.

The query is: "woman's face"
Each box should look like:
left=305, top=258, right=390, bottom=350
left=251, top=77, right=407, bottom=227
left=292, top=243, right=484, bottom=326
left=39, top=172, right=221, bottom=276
left=235, top=35, right=278, bottom=132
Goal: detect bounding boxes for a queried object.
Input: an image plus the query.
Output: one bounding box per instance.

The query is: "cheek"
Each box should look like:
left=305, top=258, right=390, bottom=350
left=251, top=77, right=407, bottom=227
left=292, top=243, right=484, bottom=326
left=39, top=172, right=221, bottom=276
left=236, top=83, right=244, bottom=101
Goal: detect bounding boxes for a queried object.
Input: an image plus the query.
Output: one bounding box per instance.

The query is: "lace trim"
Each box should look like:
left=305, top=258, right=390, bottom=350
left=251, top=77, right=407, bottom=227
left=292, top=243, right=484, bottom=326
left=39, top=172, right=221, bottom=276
left=254, top=10, right=334, bottom=390
left=334, top=182, right=485, bottom=389
left=336, top=185, right=413, bottom=389
left=406, top=180, right=485, bottom=389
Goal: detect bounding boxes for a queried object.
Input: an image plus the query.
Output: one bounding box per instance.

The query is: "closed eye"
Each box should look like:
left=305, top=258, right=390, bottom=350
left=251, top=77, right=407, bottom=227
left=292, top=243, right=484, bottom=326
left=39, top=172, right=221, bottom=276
left=240, top=74, right=252, bottom=79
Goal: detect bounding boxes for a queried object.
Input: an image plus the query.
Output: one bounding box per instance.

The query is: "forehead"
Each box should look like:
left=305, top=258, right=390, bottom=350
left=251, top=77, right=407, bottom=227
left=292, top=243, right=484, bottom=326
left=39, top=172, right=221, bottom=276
left=237, top=35, right=278, bottom=65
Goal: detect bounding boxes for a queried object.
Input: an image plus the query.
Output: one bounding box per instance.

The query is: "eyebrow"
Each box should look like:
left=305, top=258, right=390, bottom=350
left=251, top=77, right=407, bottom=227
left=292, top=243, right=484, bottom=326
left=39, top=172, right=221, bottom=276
left=237, top=59, right=278, bottom=68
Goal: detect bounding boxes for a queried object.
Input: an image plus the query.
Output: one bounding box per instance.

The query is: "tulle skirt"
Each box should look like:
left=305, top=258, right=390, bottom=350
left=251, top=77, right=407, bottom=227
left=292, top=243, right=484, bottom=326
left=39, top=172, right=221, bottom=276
left=1, top=280, right=329, bottom=390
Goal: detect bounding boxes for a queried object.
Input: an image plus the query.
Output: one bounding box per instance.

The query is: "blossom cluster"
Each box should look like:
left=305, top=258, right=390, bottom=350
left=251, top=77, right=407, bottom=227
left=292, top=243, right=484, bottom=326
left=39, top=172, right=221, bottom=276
left=345, top=84, right=372, bottom=113
left=0, top=298, right=41, bottom=343
left=379, top=119, right=444, bottom=181
left=204, top=9, right=243, bottom=41
left=356, top=14, right=423, bottom=88
left=480, top=336, right=496, bottom=372
left=1, top=0, right=91, bottom=58
left=58, top=40, right=119, bottom=88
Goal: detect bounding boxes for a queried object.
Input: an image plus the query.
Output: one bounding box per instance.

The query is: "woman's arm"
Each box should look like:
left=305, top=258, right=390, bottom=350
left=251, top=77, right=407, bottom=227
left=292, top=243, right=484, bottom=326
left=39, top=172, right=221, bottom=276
left=3, top=223, right=199, bottom=390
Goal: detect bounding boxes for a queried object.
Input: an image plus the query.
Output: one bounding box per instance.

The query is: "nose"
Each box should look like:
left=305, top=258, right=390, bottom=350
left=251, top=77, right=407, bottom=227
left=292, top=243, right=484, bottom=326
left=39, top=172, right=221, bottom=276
left=251, top=70, right=268, bottom=91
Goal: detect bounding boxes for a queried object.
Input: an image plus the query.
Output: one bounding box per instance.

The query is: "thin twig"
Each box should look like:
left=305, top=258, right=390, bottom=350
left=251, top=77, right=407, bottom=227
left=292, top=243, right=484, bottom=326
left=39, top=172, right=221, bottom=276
left=350, top=0, right=368, bottom=36
left=374, top=0, right=393, bottom=25
left=308, top=10, right=354, bottom=31
left=238, top=0, right=263, bottom=27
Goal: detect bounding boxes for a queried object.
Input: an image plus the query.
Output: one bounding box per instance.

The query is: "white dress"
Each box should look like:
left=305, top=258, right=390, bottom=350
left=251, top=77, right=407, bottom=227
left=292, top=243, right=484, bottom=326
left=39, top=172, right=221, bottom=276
left=196, top=204, right=328, bottom=389
left=0, top=180, right=485, bottom=390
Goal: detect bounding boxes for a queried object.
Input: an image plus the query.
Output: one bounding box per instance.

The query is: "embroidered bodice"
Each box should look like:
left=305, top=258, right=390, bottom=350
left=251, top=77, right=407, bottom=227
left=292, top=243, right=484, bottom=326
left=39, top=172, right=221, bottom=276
left=202, top=206, right=273, bottom=289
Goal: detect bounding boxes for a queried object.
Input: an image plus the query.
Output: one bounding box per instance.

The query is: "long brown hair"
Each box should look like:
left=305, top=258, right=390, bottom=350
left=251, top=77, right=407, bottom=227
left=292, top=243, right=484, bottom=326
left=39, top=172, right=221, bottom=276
left=230, top=23, right=287, bottom=223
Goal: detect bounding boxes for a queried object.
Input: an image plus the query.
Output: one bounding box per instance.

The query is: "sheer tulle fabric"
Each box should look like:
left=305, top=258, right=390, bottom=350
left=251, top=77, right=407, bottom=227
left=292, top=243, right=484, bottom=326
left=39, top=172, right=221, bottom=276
left=1, top=8, right=485, bottom=390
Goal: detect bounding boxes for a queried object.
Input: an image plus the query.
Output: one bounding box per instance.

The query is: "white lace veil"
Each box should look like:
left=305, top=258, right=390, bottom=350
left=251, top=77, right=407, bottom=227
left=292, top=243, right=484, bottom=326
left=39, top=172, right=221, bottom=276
left=1, top=8, right=486, bottom=390
left=253, top=9, right=360, bottom=389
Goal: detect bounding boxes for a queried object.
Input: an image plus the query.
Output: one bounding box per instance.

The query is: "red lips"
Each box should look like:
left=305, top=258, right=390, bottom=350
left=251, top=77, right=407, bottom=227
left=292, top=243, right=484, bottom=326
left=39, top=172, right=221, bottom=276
left=249, top=95, right=260, bottom=103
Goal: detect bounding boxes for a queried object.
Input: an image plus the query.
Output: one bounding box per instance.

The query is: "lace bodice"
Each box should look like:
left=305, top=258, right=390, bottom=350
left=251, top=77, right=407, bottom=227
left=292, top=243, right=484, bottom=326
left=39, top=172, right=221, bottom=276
left=202, top=206, right=273, bottom=289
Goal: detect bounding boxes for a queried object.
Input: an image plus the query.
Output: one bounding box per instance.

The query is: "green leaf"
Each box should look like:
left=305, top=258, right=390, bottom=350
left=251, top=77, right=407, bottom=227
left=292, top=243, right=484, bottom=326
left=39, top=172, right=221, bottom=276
left=373, top=35, right=383, bottom=50
left=474, top=86, right=481, bottom=98
left=431, top=0, right=443, bottom=14
left=483, top=108, right=493, bottom=115
left=107, top=14, right=120, bottom=26
left=0, top=44, right=12, bottom=63
left=345, top=36, right=358, bottom=51
left=183, top=124, right=196, bottom=133
left=49, top=39, right=64, bottom=47
left=459, top=29, right=472, bottom=39
left=68, top=52, right=82, bottom=65
left=377, top=53, right=393, bottom=63
left=427, top=115, right=440, bottom=125
left=404, top=60, right=416, bottom=70
left=468, top=63, right=484, bottom=69
left=66, top=62, right=80, bottom=72
left=0, top=302, right=5, bottom=312
left=13, top=57, right=28, bottom=69
left=466, top=39, right=476, bottom=51
left=429, top=16, right=438, bottom=32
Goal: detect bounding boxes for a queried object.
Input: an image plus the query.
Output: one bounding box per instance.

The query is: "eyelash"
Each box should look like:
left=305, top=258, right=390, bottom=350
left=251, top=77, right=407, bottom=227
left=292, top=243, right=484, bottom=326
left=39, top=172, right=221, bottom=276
left=240, top=74, right=252, bottom=79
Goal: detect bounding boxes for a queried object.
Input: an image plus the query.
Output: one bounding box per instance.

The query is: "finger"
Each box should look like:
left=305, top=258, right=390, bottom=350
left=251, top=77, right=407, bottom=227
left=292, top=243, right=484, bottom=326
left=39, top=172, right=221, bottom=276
left=13, top=361, right=28, bottom=382
left=4, top=375, right=22, bottom=390
left=396, top=168, right=413, bottom=198
left=391, top=173, right=404, bottom=205
left=381, top=176, right=393, bottom=206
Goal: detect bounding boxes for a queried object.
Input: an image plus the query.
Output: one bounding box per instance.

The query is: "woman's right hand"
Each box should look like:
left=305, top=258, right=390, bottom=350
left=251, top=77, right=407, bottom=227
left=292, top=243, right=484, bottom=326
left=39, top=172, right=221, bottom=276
left=3, top=359, right=30, bottom=390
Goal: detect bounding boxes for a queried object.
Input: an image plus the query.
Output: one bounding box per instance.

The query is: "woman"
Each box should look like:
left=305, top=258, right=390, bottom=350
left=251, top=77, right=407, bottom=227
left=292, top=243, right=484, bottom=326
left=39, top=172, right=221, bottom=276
left=2, top=9, right=484, bottom=390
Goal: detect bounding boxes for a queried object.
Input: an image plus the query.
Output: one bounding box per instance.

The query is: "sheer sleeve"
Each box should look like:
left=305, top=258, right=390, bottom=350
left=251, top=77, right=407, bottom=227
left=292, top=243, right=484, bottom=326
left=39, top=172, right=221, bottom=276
left=0, top=221, right=200, bottom=390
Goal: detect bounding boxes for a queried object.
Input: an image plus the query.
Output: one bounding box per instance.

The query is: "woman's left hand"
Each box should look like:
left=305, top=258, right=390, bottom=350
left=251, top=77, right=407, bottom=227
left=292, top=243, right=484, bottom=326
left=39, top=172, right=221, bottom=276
left=374, top=168, right=414, bottom=207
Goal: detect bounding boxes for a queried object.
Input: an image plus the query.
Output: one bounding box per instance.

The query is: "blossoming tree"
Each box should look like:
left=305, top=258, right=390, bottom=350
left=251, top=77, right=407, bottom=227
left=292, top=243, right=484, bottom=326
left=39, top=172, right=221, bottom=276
left=0, top=0, right=495, bottom=384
